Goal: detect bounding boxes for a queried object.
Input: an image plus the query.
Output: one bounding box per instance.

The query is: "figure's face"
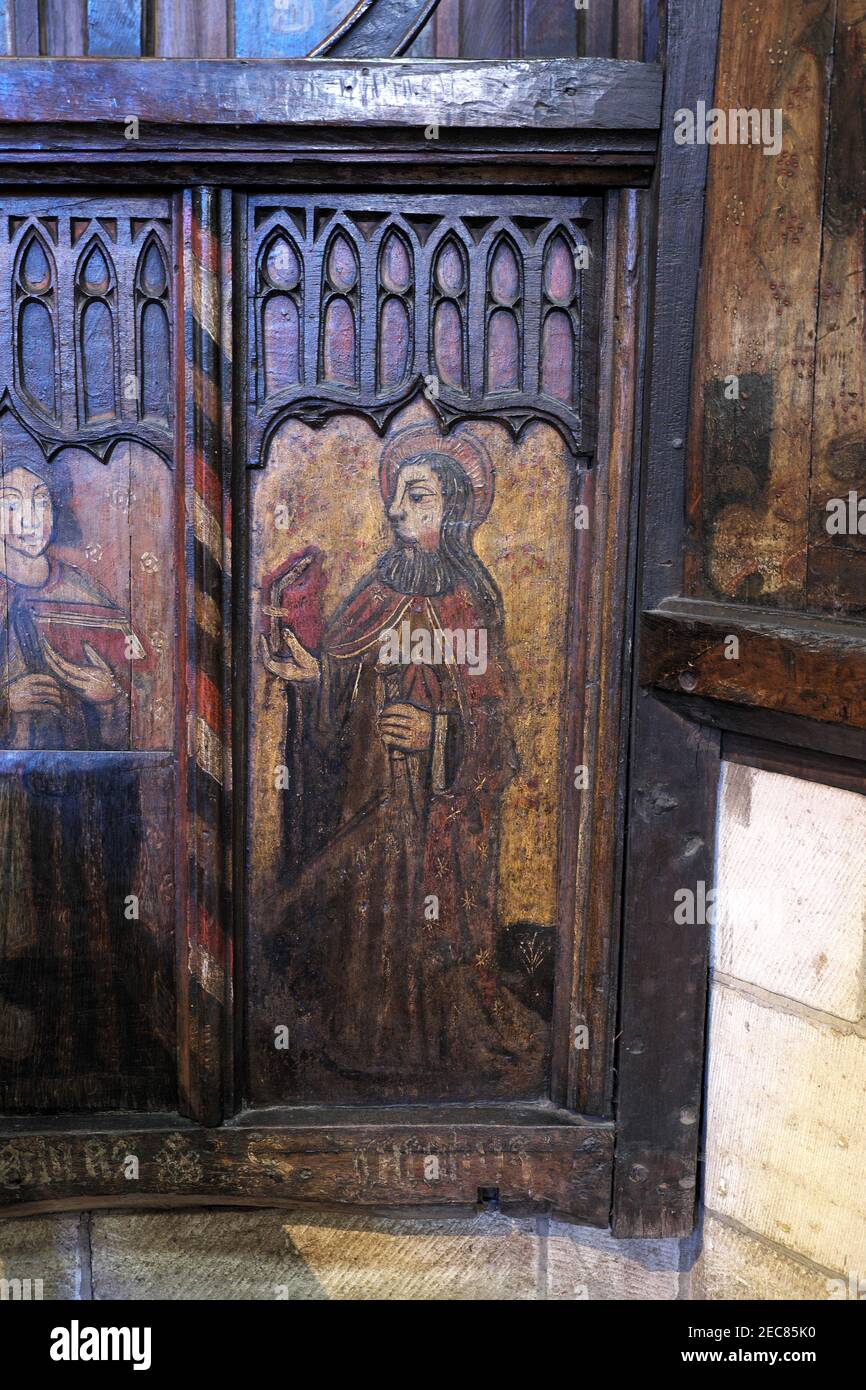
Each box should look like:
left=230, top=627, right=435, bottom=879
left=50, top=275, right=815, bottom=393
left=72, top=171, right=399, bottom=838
left=0, top=465, right=53, bottom=559
left=387, top=463, right=444, bottom=551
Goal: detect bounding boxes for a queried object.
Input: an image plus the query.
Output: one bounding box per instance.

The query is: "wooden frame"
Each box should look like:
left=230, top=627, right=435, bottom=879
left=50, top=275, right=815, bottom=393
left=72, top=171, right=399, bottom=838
left=0, top=27, right=754, bottom=1236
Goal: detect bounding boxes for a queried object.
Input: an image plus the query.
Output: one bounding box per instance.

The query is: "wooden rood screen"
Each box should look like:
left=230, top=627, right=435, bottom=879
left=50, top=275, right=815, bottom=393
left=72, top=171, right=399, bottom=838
left=0, top=32, right=721, bottom=1235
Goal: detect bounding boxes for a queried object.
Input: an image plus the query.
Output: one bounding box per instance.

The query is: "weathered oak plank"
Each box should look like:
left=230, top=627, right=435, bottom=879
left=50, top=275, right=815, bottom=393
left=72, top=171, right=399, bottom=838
left=0, top=1119, right=613, bottom=1222
left=641, top=597, right=866, bottom=730
left=0, top=57, right=662, bottom=130
left=612, top=0, right=723, bottom=1238
left=685, top=0, right=836, bottom=607
left=807, top=0, right=866, bottom=613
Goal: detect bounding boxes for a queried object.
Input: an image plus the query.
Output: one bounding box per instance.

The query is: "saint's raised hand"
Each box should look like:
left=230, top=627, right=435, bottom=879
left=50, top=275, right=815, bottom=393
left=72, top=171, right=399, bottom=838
left=259, top=628, right=319, bottom=683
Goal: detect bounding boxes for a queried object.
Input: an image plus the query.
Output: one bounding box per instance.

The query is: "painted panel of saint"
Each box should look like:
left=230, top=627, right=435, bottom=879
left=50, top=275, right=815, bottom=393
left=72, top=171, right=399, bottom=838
left=247, top=405, right=573, bottom=1104
left=0, top=412, right=177, bottom=1111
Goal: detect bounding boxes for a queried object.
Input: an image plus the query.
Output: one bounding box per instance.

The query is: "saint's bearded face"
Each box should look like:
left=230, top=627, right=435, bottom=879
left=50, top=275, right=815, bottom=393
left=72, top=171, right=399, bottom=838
left=0, top=464, right=54, bottom=560
left=387, top=463, right=444, bottom=552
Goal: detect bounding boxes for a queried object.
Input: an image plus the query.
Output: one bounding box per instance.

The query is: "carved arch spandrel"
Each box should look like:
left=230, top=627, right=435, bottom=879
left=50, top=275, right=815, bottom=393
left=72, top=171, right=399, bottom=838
left=245, top=193, right=602, bottom=463
left=0, top=202, right=174, bottom=461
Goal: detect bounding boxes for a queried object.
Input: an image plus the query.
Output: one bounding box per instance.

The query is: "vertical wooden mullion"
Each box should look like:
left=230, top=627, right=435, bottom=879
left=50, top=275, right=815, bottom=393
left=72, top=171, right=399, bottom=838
left=612, top=0, right=724, bottom=1236
left=179, top=185, right=231, bottom=1125
left=230, top=188, right=247, bottom=1116
left=42, top=0, right=87, bottom=54
left=12, top=0, right=39, bottom=53
left=154, top=0, right=229, bottom=57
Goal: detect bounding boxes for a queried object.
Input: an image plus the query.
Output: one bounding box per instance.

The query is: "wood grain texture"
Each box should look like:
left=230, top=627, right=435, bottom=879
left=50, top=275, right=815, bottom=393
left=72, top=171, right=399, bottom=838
left=807, top=0, right=866, bottom=612
left=686, top=0, right=836, bottom=608
left=86, top=0, right=142, bottom=56
left=642, top=597, right=866, bottom=729
left=11, top=0, right=38, bottom=54
left=0, top=0, right=12, bottom=53
left=519, top=0, right=579, bottom=59
left=458, top=0, right=515, bottom=59
left=552, top=189, right=644, bottom=1118
left=721, top=730, right=866, bottom=795
left=154, top=0, right=229, bottom=57
left=613, top=0, right=724, bottom=1238
left=0, top=1116, right=613, bottom=1221
left=42, top=0, right=87, bottom=55
left=558, top=0, right=645, bottom=1118
left=658, top=690, right=866, bottom=763
left=0, top=57, right=663, bottom=130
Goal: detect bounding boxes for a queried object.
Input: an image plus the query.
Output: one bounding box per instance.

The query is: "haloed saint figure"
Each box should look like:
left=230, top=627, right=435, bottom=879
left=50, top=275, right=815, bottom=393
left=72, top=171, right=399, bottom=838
left=260, top=426, right=545, bottom=1097
left=0, top=415, right=167, bottom=1108
left=0, top=425, right=128, bottom=753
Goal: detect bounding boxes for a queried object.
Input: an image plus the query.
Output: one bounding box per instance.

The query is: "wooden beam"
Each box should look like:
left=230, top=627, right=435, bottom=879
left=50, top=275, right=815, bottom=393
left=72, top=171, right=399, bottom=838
left=0, top=1113, right=613, bottom=1222
left=612, top=0, right=724, bottom=1239
left=642, top=597, right=866, bottom=730
left=721, top=732, right=866, bottom=799
left=0, top=56, right=662, bottom=130
left=656, top=691, right=866, bottom=764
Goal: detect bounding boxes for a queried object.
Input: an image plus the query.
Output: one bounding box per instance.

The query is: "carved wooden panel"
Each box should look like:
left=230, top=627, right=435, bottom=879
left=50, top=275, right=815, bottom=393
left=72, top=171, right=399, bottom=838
left=0, top=197, right=178, bottom=1113
left=247, top=194, right=600, bottom=455
left=242, top=192, right=602, bottom=1109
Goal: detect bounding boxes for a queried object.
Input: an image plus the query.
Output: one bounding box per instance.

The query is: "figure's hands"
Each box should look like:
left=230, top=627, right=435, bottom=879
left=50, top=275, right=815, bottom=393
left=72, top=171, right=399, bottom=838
left=8, top=673, right=65, bottom=715
left=260, top=629, right=319, bottom=684
left=42, top=639, right=117, bottom=704
left=379, top=703, right=434, bottom=754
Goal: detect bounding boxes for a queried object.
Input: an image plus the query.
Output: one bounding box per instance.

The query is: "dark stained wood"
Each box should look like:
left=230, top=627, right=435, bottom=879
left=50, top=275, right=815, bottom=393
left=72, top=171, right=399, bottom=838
left=0, top=16, right=735, bottom=1237
left=584, top=0, right=615, bottom=59
left=551, top=186, right=644, bottom=1119
left=430, top=0, right=459, bottom=56
left=721, top=731, right=866, bottom=798
left=807, top=0, right=866, bottom=614
left=0, top=57, right=663, bottom=130
left=0, top=1111, right=612, bottom=1221
left=520, top=0, right=579, bottom=58
left=458, top=0, right=515, bottom=58
left=559, top=0, right=646, bottom=1122
left=0, top=131, right=658, bottom=194
left=642, top=598, right=866, bottom=730
left=0, top=754, right=177, bottom=1114
left=612, top=0, right=724, bottom=1238
left=313, top=0, right=445, bottom=57
left=0, top=195, right=174, bottom=460
left=657, top=691, right=866, bottom=765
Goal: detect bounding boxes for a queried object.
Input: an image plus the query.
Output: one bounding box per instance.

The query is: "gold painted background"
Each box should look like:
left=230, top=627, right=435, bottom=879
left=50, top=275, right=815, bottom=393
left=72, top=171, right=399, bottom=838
left=248, top=399, right=573, bottom=925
